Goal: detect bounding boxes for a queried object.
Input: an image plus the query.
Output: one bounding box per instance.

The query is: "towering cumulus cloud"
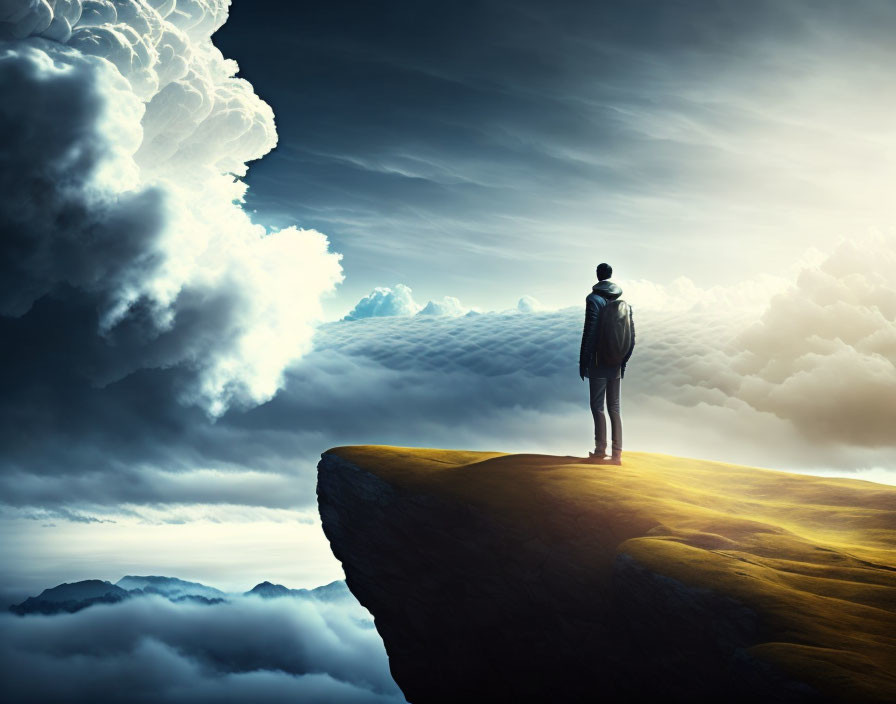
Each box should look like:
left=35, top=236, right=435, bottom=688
left=0, top=0, right=343, bottom=416
left=719, top=233, right=896, bottom=447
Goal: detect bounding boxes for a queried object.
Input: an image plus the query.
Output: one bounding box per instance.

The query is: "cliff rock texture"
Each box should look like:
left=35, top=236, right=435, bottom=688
left=317, top=447, right=896, bottom=703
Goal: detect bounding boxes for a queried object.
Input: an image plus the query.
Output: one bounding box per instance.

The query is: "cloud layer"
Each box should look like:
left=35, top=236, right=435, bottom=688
left=0, top=594, right=404, bottom=704
left=1, top=233, right=893, bottom=521
left=293, top=232, right=896, bottom=466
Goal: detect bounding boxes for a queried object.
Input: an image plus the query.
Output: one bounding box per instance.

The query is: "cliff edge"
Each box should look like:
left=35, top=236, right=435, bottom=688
left=317, top=446, right=896, bottom=703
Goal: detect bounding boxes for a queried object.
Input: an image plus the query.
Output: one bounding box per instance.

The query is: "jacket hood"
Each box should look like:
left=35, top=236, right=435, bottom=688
left=592, top=280, right=622, bottom=300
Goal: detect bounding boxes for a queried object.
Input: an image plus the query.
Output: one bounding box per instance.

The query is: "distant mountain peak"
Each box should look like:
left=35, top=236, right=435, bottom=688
left=10, top=579, right=129, bottom=615
left=116, top=575, right=222, bottom=590
left=244, top=580, right=351, bottom=601
left=115, top=575, right=224, bottom=599
left=245, top=581, right=292, bottom=597
left=35, top=579, right=124, bottom=601
left=9, top=575, right=350, bottom=616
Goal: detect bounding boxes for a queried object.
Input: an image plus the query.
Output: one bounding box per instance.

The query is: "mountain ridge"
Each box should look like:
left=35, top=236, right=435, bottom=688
left=8, top=575, right=349, bottom=615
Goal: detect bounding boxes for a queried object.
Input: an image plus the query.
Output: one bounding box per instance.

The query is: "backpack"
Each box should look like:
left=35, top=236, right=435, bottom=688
left=595, top=299, right=632, bottom=366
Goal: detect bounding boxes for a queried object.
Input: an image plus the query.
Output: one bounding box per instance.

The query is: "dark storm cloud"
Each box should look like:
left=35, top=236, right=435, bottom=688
left=0, top=33, right=325, bottom=416
left=0, top=284, right=593, bottom=512
left=0, top=595, right=404, bottom=704
left=0, top=42, right=165, bottom=318
left=0, top=286, right=264, bottom=509
left=0, top=40, right=200, bottom=506
left=0, top=41, right=220, bottom=404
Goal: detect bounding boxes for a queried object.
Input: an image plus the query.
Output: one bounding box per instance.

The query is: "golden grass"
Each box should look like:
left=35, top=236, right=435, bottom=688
left=326, top=445, right=896, bottom=701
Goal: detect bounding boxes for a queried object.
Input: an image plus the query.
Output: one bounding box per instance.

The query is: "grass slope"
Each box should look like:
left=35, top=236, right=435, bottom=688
left=327, top=446, right=896, bottom=702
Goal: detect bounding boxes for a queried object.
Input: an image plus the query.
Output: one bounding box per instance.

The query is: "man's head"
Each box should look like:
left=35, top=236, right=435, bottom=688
left=596, top=263, right=612, bottom=281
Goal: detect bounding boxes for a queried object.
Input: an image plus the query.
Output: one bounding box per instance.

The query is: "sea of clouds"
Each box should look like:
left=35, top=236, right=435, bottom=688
left=0, top=592, right=404, bottom=704
left=1, top=230, right=894, bottom=515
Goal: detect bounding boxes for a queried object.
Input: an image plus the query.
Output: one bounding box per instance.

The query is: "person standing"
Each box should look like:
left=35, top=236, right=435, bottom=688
left=578, top=263, right=635, bottom=465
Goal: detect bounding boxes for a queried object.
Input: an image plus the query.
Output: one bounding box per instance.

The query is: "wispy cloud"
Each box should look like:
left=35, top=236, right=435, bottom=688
left=220, top=0, right=896, bottom=312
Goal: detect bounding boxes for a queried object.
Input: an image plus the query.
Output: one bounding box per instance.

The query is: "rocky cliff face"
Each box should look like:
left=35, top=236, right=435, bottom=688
left=317, top=449, right=851, bottom=703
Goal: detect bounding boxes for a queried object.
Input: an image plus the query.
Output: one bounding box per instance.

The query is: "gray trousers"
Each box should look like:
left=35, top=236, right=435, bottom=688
left=589, top=375, right=622, bottom=456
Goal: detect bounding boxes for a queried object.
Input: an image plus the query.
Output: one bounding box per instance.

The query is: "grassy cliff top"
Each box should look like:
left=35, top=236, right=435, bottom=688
left=325, top=445, right=896, bottom=701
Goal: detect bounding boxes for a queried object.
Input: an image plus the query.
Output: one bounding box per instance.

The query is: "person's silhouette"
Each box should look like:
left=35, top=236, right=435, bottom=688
left=578, top=263, right=635, bottom=465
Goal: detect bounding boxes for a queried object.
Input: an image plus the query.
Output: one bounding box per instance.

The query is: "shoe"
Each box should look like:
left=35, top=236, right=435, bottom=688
left=587, top=450, right=609, bottom=464
left=606, top=454, right=622, bottom=466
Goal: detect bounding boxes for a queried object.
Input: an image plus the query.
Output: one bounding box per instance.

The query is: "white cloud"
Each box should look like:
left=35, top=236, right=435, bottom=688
left=618, top=245, right=828, bottom=316
left=343, top=284, right=420, bottom=320
left=343, top=283, right=472, bottom=320
left=516, top=295, right=543, bottom=313
left=0, top=595, right=405, bottom=703
left=712, top=231, right=896, bottom=446
left=417, top=295, right=466, bottom=317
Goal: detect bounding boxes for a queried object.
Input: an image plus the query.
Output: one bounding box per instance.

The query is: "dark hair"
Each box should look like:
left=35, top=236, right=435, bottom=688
left=596, top=263, right=613, bottom=281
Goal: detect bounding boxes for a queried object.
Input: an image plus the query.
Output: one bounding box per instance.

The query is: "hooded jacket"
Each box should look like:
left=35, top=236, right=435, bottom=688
left=578, top=280, right=635, bottom=379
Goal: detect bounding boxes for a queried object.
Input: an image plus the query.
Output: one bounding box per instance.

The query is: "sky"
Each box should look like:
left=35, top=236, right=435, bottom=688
left=1, top=0, right=895, bottom=701
left=216, top=0, right=896, bottom=316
